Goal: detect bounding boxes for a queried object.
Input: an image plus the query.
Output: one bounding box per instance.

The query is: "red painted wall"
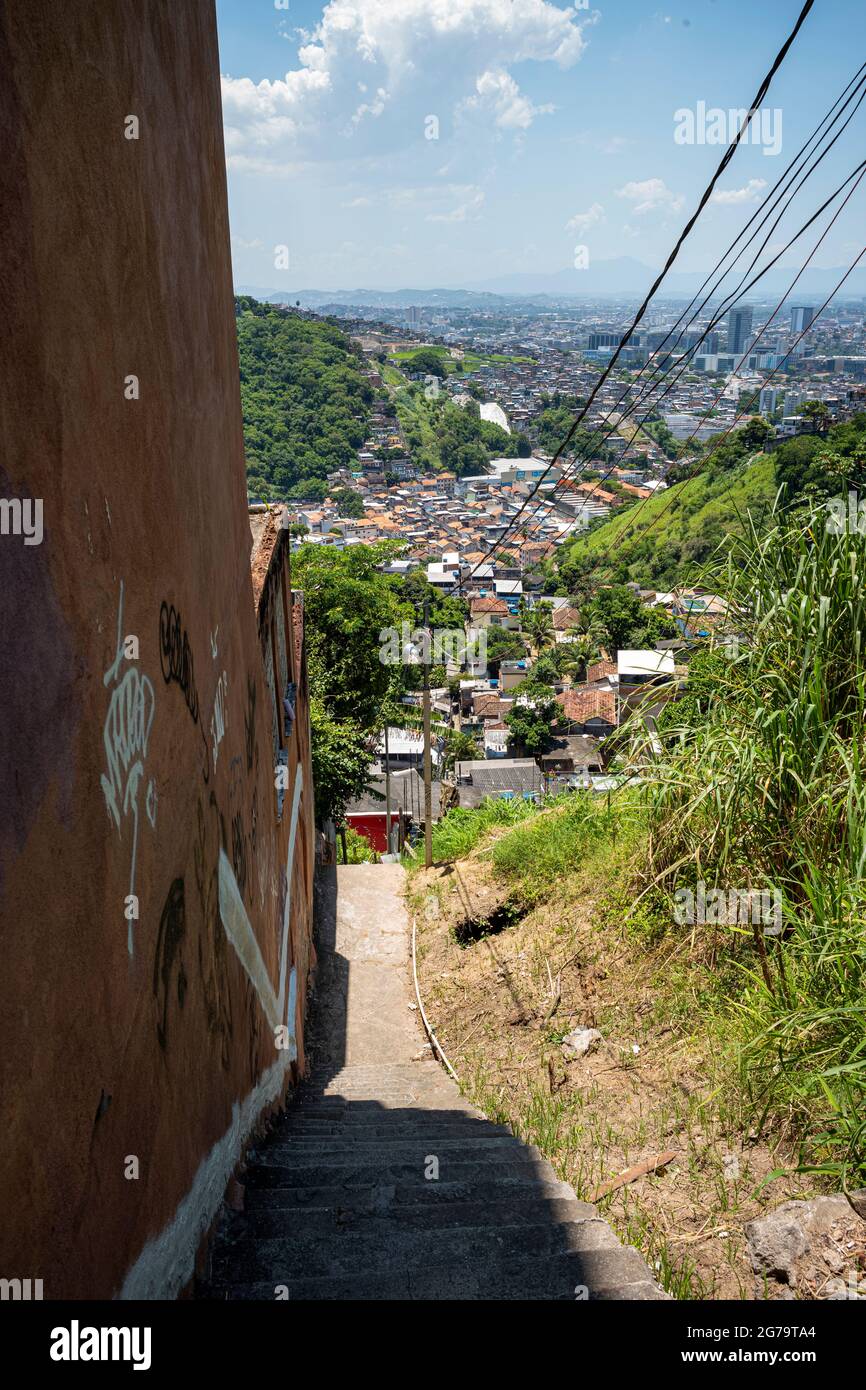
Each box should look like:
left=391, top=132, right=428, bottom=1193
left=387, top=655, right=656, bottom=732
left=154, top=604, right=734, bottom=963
left=346, top=812, right=405, bottom=854
left=0, top=0, right=315, bottom=1298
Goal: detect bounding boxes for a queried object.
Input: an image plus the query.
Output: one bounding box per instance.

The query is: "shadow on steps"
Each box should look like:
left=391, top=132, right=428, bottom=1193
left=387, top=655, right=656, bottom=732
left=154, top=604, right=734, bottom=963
left=198, top=863, right=666, bottom=1301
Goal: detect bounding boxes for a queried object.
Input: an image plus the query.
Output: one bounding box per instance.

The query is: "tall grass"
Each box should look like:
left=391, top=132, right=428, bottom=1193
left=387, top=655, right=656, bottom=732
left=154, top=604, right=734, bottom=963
left=492, top=794, right=616, bottom=904
left=636, top=501, right=866, bottom=1183
left=422, top=795, right=539, bottom=865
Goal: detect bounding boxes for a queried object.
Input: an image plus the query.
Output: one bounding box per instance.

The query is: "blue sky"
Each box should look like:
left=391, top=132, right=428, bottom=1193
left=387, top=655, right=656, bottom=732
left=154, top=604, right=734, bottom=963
left=216, top=0, right=866, bottom=290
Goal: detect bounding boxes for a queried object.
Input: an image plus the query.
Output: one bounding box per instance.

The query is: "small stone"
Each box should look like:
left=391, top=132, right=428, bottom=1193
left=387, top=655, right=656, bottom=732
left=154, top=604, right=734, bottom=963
left=848, top=1189, right=866, bottom=1221
left=745, top=1207, right=808, bottom=1286
left=722, top=1153, right=740, bottom=1181
left=822, top=1276, right=849, bottom=1300
left=561, top=1027, right=603, bottom=1058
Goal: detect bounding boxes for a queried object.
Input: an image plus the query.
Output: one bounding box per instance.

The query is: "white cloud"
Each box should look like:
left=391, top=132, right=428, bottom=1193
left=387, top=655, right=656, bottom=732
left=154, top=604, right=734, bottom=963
left=616, top=177, right=684, bottom=215
left=460, top=69, right=555, bottom=131
left=710, top=178, right=768, bottom=206
left=566, top=202, right=604, bottom=234
left=427, top=187, right=485, bottom=222
left=377, top=183, right=485, bottom=222
left=221, top=0, right=593, bottom=169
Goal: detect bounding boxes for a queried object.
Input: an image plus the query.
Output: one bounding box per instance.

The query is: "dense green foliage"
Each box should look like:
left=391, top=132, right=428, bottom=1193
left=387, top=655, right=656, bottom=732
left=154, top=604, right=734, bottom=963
left=402, top=348, right=448, bottom=379
left=580, top=585, right=677, bottom=652
left=396, top=385, right=517, bottom=474
left=774, top=412, right=866, bottom=503
left=309, top=699, right=375, bottom=827
left=291, top=541, right=410, bottom=728
left=332, top=487, right=365, bottom=518
left=505, top=678, right=560, bottom=755
left=533, top=394, right=614, bottom=462
left=292, top=543, right=411, bottom=825
left=236, top=296, right=373, bottom=498
left=484, top=625, right=528, bottom=667
left=641, top=503, right=866, bottom=1182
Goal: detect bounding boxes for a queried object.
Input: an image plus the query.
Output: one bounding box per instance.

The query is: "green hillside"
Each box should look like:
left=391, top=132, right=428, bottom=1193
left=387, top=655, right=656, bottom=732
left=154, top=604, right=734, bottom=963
left=559, top=453, right=778, bottom=592
left=395, top=385, right=517, bottom=474
left=235, top=296, right=373, bottom=499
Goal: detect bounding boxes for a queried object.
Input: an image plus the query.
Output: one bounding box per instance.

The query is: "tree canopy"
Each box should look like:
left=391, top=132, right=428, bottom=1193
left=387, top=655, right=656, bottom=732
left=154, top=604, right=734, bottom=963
left=236, top=296, right=373, bottom=498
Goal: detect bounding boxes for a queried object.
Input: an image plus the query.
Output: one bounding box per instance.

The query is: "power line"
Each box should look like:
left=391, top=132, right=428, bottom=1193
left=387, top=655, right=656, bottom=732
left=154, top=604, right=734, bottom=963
left=509, top=154, right=866, bottom=558
left=495, top=71, right=866, bottom=559
left=592, top=239, right=866, bottom=579
left=450, top=0, right=817, bottom=593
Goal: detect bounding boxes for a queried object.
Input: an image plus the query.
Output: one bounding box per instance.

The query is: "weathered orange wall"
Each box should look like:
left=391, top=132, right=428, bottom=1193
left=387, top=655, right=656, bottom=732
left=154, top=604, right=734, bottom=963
left=0, top=0, right=315, bottom=1298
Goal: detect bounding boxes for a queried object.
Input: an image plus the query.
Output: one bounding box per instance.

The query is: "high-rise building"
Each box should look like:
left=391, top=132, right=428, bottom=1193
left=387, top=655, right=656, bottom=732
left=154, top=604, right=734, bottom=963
left=407, top=305, right=421, bottom=327
left=726, top=306, right=754, bottom=355
left=790, top=305, right=816, bottom=356
left=588, top=332, right=620, bottom=350
left=790, top=305, right=816, bottom=336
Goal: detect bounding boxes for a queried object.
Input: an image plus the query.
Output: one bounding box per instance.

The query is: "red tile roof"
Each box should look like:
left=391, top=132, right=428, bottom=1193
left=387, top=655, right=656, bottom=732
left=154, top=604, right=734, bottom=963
left=586, top=659, right=617, bottom=684
left=473, top=692, right=502, bottom=718
left=558, top=688, right=617, bottom=726
left=470, top=596, right=509, bottom=615
left=552, top=604, right=580, bottom=631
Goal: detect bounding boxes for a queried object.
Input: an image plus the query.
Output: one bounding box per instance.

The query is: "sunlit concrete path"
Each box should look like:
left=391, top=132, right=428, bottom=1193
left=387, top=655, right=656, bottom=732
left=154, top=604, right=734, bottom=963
left=200, top=864, right=665, bottom=1300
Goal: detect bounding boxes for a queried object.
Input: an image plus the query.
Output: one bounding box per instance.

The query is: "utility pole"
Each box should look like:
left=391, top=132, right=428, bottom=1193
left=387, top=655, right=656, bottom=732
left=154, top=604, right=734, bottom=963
left=422, top=593, right=433, bottom=869
left=384, top=722, right=392, bottom=857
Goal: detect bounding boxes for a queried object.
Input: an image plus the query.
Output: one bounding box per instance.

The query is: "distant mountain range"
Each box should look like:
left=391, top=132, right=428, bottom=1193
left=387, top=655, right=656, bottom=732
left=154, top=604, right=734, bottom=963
left=237, top=285, right=516, bottom=310
left=236, top=258, right=866, bottom=310
left=464, top=258, right=866, bottom=300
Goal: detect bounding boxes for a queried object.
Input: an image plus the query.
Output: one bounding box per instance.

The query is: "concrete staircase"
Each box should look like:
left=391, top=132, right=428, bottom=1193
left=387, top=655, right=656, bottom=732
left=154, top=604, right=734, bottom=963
left=199, top=865, right=666, bottom=1301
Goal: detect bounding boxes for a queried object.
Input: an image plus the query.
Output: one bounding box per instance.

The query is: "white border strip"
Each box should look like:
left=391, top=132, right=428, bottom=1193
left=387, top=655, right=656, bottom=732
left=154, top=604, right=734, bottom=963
left=411, top=914, right=458, bottom=1082
left=118, top=1013, right=294, bottom=1301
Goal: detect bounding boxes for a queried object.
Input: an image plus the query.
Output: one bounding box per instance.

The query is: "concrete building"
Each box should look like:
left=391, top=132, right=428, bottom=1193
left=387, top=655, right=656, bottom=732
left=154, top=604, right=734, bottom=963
left=726, top=306, right=754, bottom=355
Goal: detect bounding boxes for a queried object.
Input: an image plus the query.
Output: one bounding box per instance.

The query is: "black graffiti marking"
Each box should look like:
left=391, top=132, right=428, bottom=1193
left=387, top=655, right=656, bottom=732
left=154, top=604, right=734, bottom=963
left=153, top=878, right=188, bottom=1051
left=244, top=675, right=257, bottom=774
left=231, top=811, right=248, bottom=900
left=193, top=792, right=233, bottom=1071
left=159, top=602, right=200, bottom=723
left=158, top=601, right=210, bottom=782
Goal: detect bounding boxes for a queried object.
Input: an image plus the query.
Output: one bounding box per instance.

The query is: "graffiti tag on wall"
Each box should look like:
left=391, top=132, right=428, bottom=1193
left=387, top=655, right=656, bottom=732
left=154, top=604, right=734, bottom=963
left=100, top=581, right=157, bottom=955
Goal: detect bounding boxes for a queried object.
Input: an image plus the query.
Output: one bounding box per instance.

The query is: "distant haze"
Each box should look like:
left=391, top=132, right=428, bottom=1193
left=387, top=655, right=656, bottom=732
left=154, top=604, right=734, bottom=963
left=237, top=257, right=866, bottom=309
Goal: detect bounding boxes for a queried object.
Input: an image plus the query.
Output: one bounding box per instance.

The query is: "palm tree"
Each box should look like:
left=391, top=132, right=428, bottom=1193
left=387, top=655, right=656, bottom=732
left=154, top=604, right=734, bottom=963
left=563, top=618, right=605, bottom=682
left=524, top=601, right=554, bottom=656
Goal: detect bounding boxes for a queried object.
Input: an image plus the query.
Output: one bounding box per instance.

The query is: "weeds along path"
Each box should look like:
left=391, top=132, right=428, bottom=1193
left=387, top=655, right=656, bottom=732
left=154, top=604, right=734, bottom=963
left=408, top=806, right=822, bottom=1300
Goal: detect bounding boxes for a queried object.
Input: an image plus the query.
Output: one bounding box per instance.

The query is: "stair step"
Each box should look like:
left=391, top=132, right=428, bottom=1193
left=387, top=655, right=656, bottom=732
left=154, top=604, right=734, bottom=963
left=280, top=1120, right=512, bottom=1138
left=294, top=1097, right=479, bottom=1113
left=307, top=1065, right=445, bottom=1078
left=236, top=1196, right=600, bottom=1240
left=304, top=1088, right=467, bottom=1101
left=204, top=1243, right=661, bottom=1301
left=259, top=1135, right=524, bottom=1159
left=243, top=1155, right=555, bottom=1190
left=243, top=1174, right=579, bottom=1211
left=246, top=1144, right=545, bottom=1175
left=210, top=1214, right=630, bottom=1283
